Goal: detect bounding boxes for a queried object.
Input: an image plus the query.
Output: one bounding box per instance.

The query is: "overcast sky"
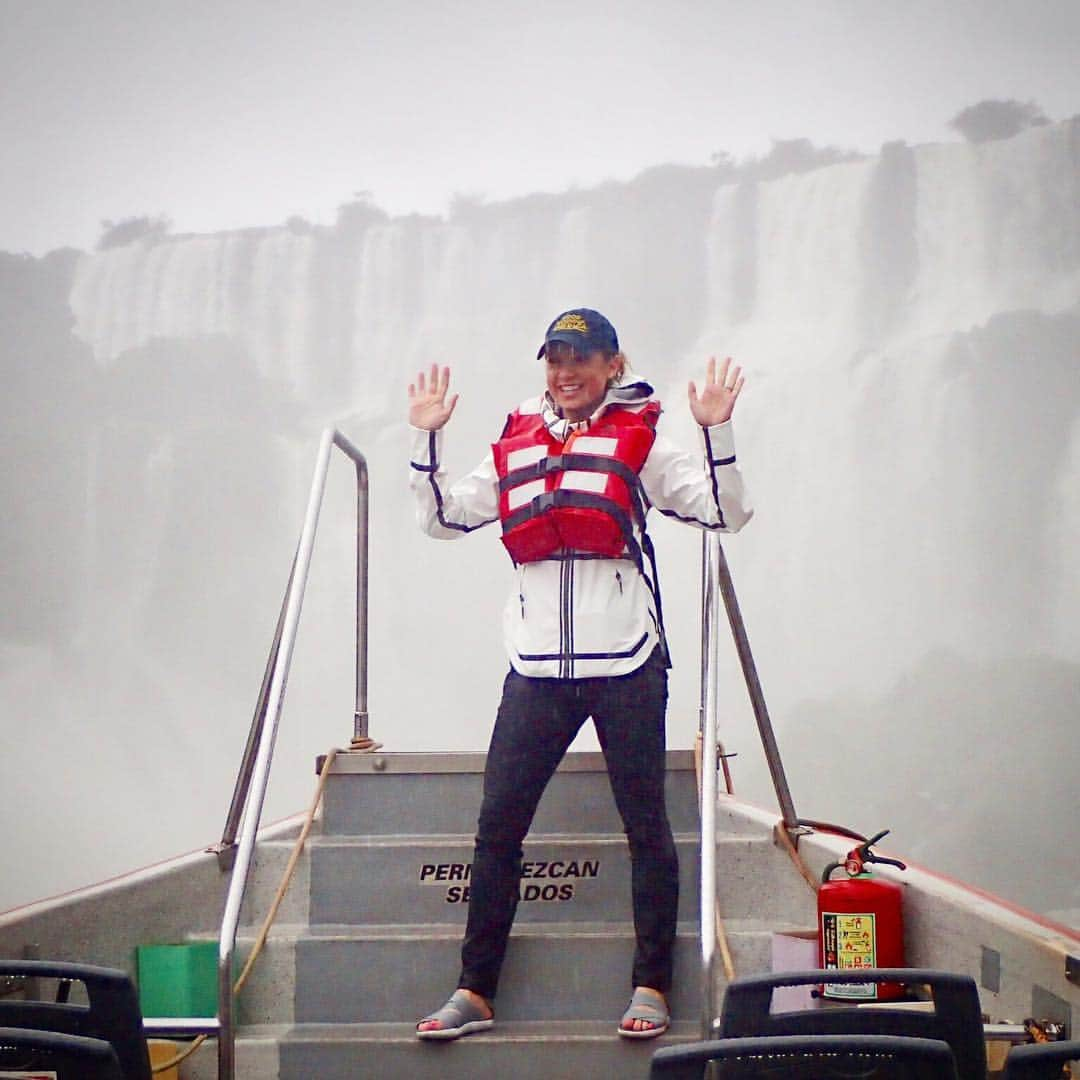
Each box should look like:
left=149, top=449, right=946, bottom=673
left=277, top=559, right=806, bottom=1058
left=3, top=0, right=1079, bottom=256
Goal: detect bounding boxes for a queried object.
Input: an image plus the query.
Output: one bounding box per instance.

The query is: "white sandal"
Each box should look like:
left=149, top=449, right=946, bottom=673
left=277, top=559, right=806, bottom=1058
left=416, top=989, right=495, bottom=1040
left=618, top=987, right=669, bottom=1039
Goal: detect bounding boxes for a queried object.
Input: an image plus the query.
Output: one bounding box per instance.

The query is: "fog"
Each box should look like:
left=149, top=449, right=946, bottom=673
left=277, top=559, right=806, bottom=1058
left=1, top=118, right=1078, bottom=923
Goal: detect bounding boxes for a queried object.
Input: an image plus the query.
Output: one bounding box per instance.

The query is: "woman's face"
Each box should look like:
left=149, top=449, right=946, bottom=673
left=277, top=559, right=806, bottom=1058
left=545, top=342, right=621, bottom=421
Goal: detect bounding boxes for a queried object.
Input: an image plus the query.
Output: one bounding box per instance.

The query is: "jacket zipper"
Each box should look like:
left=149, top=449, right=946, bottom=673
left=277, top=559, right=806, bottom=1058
left=567, top=558, right=575, bottom=677
left=559, top=555, right=573, bottom=679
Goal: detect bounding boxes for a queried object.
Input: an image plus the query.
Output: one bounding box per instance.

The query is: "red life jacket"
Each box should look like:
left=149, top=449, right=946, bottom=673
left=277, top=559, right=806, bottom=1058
left=492, top=402, right=661, bottom=564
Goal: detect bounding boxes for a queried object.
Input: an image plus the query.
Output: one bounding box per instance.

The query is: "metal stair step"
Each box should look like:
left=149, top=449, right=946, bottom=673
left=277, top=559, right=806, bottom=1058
left=197, top=919, right=776, bottom=1026
left=309, top=830, right=702, bottom=925
left=306, top=831, right=809, bottom=925
left=291, top=921, right=747, bottom=1025
left=278, top=1020, right=703, bottom=1080
left=321, top=750, right=701, bottom=836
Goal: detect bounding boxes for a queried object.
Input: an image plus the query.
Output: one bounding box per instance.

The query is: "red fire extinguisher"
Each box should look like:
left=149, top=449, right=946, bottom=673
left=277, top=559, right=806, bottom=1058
left=819, top=829, right=907, bottom=1001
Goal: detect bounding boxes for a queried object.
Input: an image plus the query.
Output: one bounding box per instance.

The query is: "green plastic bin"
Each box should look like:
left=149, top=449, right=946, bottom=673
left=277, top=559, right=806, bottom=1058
left=136, top=942, right=218, bottom=1018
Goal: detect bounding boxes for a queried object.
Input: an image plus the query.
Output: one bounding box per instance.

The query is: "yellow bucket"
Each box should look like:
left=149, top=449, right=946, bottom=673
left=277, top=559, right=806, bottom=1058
left=147, top=1038, right=181, bottom=1080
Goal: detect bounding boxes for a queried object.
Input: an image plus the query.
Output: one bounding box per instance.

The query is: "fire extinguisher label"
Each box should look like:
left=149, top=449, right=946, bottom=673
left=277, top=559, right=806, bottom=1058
left=821, top=911, right=877, bottom=999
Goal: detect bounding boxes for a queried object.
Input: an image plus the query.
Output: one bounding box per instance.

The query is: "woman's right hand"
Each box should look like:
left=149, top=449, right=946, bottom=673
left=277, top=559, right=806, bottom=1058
left=408, top=364, right=459, bottom=430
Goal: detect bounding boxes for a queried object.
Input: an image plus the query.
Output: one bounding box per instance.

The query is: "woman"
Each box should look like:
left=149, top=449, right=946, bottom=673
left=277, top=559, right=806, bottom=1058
left=409, top=308, right=752, bottom=1040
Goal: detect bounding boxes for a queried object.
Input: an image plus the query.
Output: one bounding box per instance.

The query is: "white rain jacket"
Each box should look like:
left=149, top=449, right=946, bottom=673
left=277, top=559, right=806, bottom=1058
left=409, top=377, right=753, bottom=679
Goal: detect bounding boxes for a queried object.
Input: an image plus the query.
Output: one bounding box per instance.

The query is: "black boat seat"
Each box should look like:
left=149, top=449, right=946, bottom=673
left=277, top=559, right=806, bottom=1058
left=0, top=959, right=152, bottom=1080
left=0, top=1026, right=124, bottom=1079
left=718, top=969, right=986, bottom=1080
left=1004, top=1039, right=1080, bottom=1079
left=650, top=1033, right=959, bottom=1078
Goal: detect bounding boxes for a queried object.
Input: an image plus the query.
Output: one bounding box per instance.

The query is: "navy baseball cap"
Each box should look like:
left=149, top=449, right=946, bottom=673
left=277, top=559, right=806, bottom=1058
left=537, top=308, right=619, bottom=360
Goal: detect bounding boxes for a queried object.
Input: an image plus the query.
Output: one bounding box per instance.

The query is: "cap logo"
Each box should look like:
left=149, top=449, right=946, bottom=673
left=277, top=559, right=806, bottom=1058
left=552, top=313, right=589, bottom=334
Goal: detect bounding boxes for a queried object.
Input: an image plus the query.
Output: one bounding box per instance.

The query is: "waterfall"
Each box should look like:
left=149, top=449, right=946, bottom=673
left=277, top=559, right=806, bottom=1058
left=3, top=119, right=1077, bottom=918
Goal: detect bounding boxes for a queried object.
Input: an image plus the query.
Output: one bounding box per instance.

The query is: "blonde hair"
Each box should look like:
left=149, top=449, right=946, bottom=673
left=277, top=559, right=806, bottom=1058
left=609, top=352, right=631, bottom=386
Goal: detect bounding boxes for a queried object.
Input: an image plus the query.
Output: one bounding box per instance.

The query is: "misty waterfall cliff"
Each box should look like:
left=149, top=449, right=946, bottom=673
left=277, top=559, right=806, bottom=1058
left=2, top=119, right=1077, bottom=917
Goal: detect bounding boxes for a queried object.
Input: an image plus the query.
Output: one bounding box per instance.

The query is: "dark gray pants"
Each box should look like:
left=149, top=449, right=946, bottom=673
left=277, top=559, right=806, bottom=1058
left=458, top=648, right=678, bottom=1000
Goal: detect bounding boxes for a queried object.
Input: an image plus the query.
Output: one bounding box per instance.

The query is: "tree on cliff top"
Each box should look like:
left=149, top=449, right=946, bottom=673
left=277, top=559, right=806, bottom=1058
left=97, top=215, right=172, bottom=250
left=949, top=99, right=1050, bottom=143
left=711, top=139, right=864, bottom=182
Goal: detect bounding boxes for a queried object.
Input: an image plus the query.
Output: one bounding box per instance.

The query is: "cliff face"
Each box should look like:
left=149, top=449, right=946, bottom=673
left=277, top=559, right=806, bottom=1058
left=3, top=120, right=1078, bottom=916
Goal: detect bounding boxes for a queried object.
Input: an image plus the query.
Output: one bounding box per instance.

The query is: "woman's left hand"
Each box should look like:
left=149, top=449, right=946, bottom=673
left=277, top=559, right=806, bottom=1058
left=688, top=356, right=744, bottom=426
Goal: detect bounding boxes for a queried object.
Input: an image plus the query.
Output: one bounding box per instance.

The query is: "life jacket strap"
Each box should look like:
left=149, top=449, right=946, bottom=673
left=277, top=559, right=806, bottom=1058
left=497, top=453, right=640, bottom=495
left=501, top=489, right=643, bottom=571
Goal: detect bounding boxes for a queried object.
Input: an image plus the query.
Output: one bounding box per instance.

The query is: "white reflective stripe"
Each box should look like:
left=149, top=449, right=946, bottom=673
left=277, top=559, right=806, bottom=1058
left=508, top=479, right=546, bottom=510
left=570, top=436, right=618, bottom=456
left=558, top=471, right=609, bottom=494
left=507, top=444, right=547, bottom=470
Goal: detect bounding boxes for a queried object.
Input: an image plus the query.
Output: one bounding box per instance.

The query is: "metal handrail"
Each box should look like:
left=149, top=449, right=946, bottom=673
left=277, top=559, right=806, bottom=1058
left=698, top=531, right=801, bottom=1036
left=714, top=539, right=799, bottom=833
left=217, top=428, right=368, bottom=1079
left=699, top=532, right=722, bottom=1036
left=211, top=552, right=297, bottom=869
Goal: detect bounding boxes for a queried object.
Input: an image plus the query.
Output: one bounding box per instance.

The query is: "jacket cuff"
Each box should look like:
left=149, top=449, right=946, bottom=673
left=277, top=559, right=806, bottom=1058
left=701, top=421, right=736, bottom=467
left=409, top=426, right=442, bottom=472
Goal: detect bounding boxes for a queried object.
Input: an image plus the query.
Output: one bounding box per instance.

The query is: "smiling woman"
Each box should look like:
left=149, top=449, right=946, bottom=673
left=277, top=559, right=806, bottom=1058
left=544, top=343, right=622, bottom=420
left=539, top=309, right=625, bottom=420
left=405, top=306, right=753, bottom=1040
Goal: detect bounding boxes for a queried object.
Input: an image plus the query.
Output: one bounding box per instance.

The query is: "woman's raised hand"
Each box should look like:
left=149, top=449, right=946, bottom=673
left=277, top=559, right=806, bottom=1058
left=688, top=356, right=744, bottom=426
left=408, top=364, right=459, bottom=431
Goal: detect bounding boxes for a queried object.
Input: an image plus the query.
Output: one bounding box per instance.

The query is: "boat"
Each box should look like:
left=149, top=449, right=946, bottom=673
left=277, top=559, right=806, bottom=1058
left=1, top=428, right=1077, bottom=1078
